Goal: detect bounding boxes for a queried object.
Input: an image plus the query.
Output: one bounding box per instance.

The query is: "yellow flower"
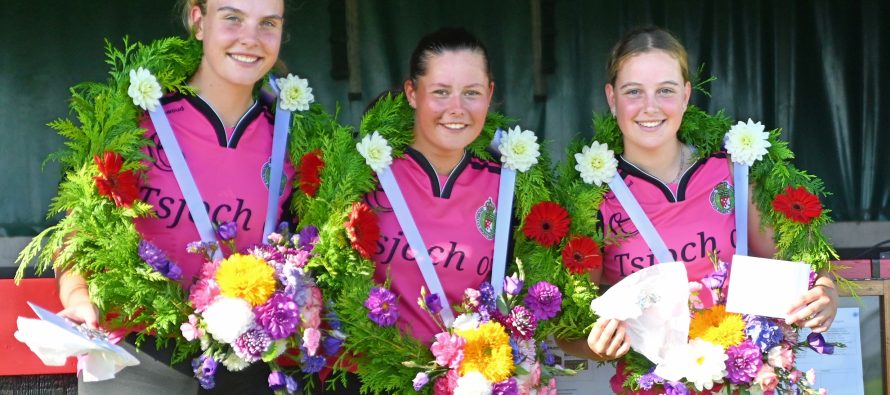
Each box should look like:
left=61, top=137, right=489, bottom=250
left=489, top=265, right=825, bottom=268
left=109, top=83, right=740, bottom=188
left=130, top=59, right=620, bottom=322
left=456, top=321, right=514, bottom=383
left=688, top=305, right=746, bottom=349
left=216, top=253, right=276, bottom=306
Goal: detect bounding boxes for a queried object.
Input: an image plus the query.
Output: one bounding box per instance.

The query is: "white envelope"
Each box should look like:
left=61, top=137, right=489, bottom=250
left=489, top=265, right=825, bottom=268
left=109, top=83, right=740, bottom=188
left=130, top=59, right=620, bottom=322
left=14, top=302, right=139, bottom=382
left=724, top=255, right=811, bottom=319
left=589, top=262, right=690, bottom=365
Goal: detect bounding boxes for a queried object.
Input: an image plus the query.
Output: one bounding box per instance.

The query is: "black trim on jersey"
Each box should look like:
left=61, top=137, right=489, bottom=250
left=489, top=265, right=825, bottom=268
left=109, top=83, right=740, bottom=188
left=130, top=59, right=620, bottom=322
left=404, top=147, right=473, bottom=199
left=227, top=100, right=262, bottom=149
left=181, top=95, right=263, bottom=149
left=617, top=156, right=679, bottom=203
left=184, top=95, right=228, bottom=147
left=440, top=154, right=471, bottom=198
left=405, top=147, right=443, bottom=197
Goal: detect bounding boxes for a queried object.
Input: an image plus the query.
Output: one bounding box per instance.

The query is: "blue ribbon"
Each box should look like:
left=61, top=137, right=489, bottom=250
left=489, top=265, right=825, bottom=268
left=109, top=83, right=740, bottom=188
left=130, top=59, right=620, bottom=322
left=733, top=162, right=749, bottom=256
left=607, top=176, right=674, bottom=264
left=377, top=166, right=456, bottom=326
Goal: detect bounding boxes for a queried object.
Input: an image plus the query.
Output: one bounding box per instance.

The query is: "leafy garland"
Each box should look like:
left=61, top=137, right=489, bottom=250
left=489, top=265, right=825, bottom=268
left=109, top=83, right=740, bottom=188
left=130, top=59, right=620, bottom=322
left=559, top=104, right=849, bottom=388
left=290, top=94, right=600, bottom=394
left=15, top=36, right=333, bottom=362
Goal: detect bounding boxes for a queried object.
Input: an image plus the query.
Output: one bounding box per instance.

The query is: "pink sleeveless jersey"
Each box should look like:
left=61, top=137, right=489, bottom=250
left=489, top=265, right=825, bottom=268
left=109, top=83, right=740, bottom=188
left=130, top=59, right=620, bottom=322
left=134, top=94, right=295, bottom=287
left=367, top=147, right=502, bottom=344
left=600, top=153, right=737, bottom=285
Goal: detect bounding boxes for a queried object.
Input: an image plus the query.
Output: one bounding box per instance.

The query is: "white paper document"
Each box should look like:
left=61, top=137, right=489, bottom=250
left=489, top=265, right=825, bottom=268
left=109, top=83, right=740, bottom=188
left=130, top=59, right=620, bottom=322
left=724, top=255, right=811, bottom=318
left=796, top=308, right=864, bottom=395
left=14, top=302, right=139, bottom=381
left=589, top=261, right=690, bottom=365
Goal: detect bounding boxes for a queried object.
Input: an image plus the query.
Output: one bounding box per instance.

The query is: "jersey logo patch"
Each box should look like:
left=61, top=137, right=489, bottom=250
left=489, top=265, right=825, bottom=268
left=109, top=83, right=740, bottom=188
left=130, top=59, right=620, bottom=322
left=262, top=157, right=288, bottom=197
left=475, top=197, right=497, bottom=240
left=709, top=180, right=734, bottom=214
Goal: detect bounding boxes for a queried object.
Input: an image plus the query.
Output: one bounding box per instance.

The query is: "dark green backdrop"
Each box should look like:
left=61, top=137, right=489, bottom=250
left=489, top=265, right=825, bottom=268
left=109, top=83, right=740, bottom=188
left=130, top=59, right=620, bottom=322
left=2, top=0, right=888, bottom=235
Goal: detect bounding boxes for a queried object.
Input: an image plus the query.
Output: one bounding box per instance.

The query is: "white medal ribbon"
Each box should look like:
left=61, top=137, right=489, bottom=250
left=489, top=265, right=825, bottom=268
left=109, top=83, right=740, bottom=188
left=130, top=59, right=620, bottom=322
left=607, top=176, right=674, bottom=264
left=733, top=162, right=749, bottom=256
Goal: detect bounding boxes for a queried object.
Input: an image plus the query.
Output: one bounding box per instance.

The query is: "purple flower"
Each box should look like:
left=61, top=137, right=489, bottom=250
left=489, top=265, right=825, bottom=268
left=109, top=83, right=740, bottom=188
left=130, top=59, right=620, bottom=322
left=745, top=316, right=784, bottom=352
left=701, top=260, right=729, bottom=290
left=523, top=281, right=562, bottom=320
left=323, top=335, right=344, bottom=356
left=725, top=340, right=763, bottom=384
left=216, top=221, right=238, bottom=241
left=255, top=292, right=300, bottom=340
left=138, top=240, right=182, bottom=280
left=191, top=354, right=217, bottom=390
left=301, top=352, right=326, bottom=373
left=539, top=341, right=556, bottom=366
left=509, top=338, right=522, bottom=364
left=806, top=332, right=835, bottom=354
left=425, top=294, right=443, bottom=314
left=503, top=305, right=537, bottom=340
left=637, top=371, right=663, bottom=390
left=326, top=302, right=342, bottom=330
left=268, top=371, right=298, bottom=393
left=503, top=274, right=523, bottom=296
left=480, top=282, right=497, bottom=311
left=664, top=381, right=689, bottom=395
left=492, top=377, right=518, bottom=395
left=412, top=372, right=429, bottom=391
left=364, top=287, right=399, bottom=326
left=232, top=327, right=272, bottom=363
left=298, top=225, right=319, bottom=252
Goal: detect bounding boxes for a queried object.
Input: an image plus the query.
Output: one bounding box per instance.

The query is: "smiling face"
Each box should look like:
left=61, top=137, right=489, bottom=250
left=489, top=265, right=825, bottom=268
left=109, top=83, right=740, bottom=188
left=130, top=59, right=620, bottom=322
left=605, top=50, right=691, bottom=155
left=404, top=49, right=494, bottom=164
left=191, top=0, right=283, bottom=91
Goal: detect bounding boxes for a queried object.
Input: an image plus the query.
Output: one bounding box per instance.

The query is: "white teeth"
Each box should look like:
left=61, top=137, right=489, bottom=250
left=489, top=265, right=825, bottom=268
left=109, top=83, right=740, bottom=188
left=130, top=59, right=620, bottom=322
left=443, top=123, right=466, bottom=130
left=230, top=54, right=259, bottom=63
left=638, top=120, right=662, bottom=128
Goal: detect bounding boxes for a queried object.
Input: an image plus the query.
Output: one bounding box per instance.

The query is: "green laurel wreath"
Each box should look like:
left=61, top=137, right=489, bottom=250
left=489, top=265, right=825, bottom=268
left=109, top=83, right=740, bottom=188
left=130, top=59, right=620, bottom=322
left=290, top=94, right=600, bottom=394
left=15, top=36, right=335, bottom=362
left=561, top=103, right=850, bottom=389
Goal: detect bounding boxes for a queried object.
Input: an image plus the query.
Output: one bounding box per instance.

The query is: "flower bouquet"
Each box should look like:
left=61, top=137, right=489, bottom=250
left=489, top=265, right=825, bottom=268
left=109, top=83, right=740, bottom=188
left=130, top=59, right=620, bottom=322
left=376, top=266, right=578, bottom=394
left=613, top=256, right=837, bottom=395
left=148, top=222, right=344, bottom=393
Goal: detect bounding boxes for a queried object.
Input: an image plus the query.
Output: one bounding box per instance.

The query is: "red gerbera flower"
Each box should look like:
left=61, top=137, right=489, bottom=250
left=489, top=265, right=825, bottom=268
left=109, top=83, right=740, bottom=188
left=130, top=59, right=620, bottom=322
left=523, top=201, right=571, bottom=247
left=772, top=186, right=823, bottom=224
left=93, top=151, right=139, bottom=207
left=345, top=202, right=380, bottom=259
left=561, top=235, right=602, bottom=274
left=298, top=149, right=325, bottom=197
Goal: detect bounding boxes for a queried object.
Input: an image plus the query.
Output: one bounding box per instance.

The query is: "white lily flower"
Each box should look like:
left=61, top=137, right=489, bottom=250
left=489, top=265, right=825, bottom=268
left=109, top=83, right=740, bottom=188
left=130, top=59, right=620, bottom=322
left=277, top=74, right=314, bottom=111
left=724, top=118, right=771, bottom=166
left=574, top=141, right=618, bottom=186
left=127, top=67, right=162, bottom=112
left=498, top=126, right=540, bottom=172
left=356, top=131, right=393, bottom=172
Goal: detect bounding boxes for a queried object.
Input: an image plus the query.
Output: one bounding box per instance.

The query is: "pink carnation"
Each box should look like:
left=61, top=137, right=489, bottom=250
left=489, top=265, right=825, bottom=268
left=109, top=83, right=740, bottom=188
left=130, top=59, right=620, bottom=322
left=518, top=362, right=541, bottom=394
left=753, top=365, right=779, bottom=393
left=303, top=327, right=321, bottom=356
left=189, top=279, right=219, bottom=313
left=767, top=345, right=794, bottom=371
left=180, top=314, right=203, bottom=341
left=430, top=332, right=466, bottom=369
left=433, top=369, right=459, bottom=395
left=539, top=378, right=557, bottom=395
left=302, top=304, right=322, bottom=328
left=199, top=260, right=220, bottom=279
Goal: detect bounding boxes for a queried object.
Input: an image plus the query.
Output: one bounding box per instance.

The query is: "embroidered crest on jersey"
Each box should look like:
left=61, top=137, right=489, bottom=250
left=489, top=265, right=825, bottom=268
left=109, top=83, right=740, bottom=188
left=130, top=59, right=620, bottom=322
left=709, top=181, right=734, bottom=214
left=262, top=157, right=288, bottom=196
left=475, top=197, right=497, bottom=240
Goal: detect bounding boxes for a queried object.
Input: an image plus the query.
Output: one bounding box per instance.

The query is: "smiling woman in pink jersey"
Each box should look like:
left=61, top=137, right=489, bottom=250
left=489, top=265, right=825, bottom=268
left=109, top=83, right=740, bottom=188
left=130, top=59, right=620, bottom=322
left=54, top=0, right=296, bottom=393
left=557, top=26, right=839, bottom=381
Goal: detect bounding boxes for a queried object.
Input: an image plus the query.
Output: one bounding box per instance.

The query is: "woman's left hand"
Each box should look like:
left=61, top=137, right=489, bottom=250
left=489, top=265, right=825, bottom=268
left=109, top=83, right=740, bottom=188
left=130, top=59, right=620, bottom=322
left=785, top=274, right=839, bottom=333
